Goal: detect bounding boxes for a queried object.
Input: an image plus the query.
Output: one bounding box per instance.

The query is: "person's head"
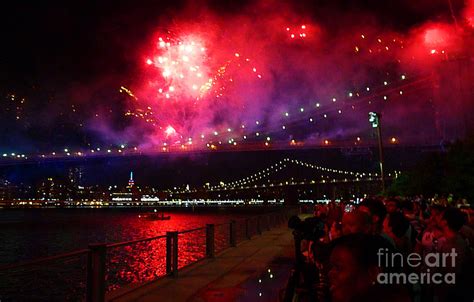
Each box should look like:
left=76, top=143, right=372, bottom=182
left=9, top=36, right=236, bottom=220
left=384, top=212, right=409, bottom=239
left=342, top=210, right=371, bottom=235
left=441, top=207, right=466, bottom=233
left=330, top=221, right=343, bottom=240
left=400, top=200, right=415, bottom=218
left=429, top=204, right=445, bottom=225
left=328, top=234, right=393, bottom=302
left=385, top=198, right=400, bottom=214
left=412, top=202, right=421, bottom=214
left=358, top=198, right=387, bottom=234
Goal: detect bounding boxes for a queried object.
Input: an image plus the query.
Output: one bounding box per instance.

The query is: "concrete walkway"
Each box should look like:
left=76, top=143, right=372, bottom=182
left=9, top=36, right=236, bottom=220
left=108, top=226, right=294, bottom=302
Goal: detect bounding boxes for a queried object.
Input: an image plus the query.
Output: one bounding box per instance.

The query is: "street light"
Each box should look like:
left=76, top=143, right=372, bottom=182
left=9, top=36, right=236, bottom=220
left=368, top=112, right=385, bottom=193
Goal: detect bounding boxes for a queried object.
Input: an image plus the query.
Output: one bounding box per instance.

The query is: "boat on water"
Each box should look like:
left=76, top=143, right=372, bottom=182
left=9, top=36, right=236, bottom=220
left=138, top=209, right=171, bottom=220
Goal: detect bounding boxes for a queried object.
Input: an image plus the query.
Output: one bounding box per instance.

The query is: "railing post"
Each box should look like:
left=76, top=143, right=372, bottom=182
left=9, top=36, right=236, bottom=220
left=86, top=243, right=106, bottom=302
left=256, top=216, right=262, bottom=235
left=206, top=224, right=215, bottom=258
left=245, top=218, right=251, bottom=240
left=166, top=231, right=179, bottom=277
left=172, top=232, right=178, bottom=277
left=229, top=220, right=237, bottom=247
left=166, top=232, right=172, bottom=275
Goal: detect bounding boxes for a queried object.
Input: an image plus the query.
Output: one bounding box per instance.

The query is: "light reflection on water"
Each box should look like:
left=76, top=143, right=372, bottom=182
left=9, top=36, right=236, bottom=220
left=0, top=209, right=246, bottom=300
left=0, top=209, right=243, bottom=263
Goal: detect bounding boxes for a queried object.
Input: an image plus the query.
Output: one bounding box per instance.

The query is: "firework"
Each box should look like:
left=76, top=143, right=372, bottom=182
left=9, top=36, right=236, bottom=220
left=145, top=35, right=213, bottom=100
left=119, top=86, right=138, bottom=100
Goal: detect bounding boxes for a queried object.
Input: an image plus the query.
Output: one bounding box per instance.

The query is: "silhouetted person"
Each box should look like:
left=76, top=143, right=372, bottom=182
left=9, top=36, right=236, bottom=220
left=359, top=198, right=395, bottom=247
left=328, top=234, right=410, bottom=302
left=342, top=210, right=371, bottom=235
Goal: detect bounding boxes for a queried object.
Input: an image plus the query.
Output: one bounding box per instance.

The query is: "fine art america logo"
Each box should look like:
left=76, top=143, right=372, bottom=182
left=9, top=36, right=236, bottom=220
left=376, top=248, right=457, bottom=285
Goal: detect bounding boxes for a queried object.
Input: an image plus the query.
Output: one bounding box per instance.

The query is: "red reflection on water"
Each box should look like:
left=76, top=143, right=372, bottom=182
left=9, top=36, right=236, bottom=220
left=105, top=212, right=242, bottom=292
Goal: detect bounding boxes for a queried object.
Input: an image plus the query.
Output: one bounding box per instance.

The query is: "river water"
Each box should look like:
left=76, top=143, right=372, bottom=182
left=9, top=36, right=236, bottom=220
left=0, top=209, right=251, bottom=301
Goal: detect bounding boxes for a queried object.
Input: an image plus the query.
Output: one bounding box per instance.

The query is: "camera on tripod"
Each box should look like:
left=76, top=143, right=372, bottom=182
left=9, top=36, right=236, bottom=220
left=284, top=215, right=330, bottom=302
left=288, top=215, right=326, bottom=242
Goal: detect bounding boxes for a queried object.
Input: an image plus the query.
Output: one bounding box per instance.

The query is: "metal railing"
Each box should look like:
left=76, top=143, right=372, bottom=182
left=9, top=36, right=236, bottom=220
left=0, top=208, right=298, bottom=302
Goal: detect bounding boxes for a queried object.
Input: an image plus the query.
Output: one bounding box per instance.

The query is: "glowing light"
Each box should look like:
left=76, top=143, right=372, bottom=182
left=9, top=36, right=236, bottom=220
left=165, top=125, right=177, bottom=137
left=424, top=28, right=447, bottom=46
left=148, top=34, right=213, bottom=100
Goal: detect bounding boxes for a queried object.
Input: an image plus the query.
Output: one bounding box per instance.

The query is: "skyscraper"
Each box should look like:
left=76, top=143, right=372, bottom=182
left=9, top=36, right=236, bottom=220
left=128, top=171, right=134, bottom=188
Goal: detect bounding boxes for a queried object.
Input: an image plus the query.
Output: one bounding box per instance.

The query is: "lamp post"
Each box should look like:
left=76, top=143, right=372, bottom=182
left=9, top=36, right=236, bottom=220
left=368, top=112, right=385, bottom=193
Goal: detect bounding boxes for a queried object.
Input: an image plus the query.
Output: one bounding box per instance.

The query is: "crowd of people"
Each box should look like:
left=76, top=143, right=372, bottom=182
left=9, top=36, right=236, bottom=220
left=298, top=196, right=474, bottom=302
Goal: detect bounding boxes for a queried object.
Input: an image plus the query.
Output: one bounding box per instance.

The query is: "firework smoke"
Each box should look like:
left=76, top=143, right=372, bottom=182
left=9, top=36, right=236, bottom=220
left=94, top=0, right=474, bottom=150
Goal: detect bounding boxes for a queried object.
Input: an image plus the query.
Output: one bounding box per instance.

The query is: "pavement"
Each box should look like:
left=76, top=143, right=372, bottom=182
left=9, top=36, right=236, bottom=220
left=107, top=226, right=294, bottom=302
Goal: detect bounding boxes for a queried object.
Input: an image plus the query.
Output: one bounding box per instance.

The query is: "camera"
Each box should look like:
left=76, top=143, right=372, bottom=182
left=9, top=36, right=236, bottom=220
left=288, top=215, right=326, bottom=242
left=285, top=215, right=330, bottom=302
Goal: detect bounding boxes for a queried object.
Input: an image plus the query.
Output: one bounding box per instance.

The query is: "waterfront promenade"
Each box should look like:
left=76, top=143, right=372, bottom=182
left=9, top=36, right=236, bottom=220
left=108, top=226, right=294, bottom=302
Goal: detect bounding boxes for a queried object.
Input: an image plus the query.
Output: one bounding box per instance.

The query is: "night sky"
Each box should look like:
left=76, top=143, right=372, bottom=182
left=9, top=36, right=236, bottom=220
left=0, top=0, right=464, bottom=86
left=0, top=0, right=471, bottom=153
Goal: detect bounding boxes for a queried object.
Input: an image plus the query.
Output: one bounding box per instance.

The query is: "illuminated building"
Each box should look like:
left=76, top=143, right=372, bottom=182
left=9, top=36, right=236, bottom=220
left=128, top=171, right=135, bottom=188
